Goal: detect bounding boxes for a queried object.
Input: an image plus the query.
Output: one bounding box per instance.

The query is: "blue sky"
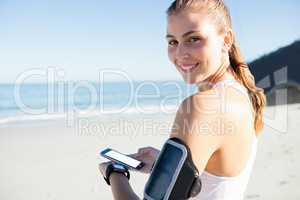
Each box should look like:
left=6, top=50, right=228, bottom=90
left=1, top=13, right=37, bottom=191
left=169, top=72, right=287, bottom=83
left=0, top=0, right=299, bottom=83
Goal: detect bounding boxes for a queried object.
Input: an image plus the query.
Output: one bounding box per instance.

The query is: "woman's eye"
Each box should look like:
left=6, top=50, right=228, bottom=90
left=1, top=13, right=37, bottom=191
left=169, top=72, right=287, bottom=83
left=168, top=40, right=178, bottom=46
left=187, top=37, right=201, bottom=43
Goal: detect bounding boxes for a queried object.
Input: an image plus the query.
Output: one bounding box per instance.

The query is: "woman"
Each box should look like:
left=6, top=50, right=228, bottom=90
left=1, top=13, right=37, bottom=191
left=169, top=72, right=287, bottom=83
left=99, top=0, right=266, bottom=199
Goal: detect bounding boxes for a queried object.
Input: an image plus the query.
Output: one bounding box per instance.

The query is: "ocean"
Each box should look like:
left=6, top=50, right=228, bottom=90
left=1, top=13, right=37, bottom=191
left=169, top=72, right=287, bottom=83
left=0, top=81, right=197, bottom=125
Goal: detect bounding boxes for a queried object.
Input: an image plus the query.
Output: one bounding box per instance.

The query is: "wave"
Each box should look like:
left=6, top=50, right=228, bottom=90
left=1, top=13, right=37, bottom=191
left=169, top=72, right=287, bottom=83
left=0, top=104, right=179, bottom=125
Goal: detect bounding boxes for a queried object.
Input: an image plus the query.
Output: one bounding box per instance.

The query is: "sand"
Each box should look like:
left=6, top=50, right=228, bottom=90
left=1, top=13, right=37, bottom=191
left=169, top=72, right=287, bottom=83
left=0, top=103, right=299, bottom=200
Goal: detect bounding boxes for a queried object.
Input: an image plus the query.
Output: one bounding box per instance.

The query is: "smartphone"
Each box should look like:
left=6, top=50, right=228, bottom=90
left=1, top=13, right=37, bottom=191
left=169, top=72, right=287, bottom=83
left=100, top=148, right=144, bottom=170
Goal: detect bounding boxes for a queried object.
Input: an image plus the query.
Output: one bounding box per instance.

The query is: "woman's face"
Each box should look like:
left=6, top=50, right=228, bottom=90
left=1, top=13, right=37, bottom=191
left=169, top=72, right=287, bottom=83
left=167, top=11, right=226, bottom=85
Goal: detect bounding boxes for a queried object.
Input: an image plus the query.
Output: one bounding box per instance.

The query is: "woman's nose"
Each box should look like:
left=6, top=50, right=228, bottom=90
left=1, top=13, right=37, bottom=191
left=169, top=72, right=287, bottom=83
left=175, top=44, right=190, bottom=61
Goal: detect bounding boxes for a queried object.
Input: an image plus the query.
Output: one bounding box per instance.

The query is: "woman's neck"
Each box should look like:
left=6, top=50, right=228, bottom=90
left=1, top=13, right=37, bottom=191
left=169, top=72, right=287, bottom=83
left=197, top=60, right=238, bottom=92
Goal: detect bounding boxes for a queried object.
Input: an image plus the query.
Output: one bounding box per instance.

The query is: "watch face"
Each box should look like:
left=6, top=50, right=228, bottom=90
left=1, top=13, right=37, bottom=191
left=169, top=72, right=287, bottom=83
left=113, top=163, right=125, bottom=170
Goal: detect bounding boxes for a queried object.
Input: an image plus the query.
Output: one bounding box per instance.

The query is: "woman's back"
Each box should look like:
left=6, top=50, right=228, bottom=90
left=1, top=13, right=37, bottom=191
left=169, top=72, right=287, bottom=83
left=191, top=79, right=258, bottom=200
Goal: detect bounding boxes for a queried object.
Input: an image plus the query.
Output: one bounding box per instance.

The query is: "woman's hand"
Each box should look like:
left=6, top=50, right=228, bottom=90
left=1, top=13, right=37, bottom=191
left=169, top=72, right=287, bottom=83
left=98, top=161, right=112, bottom=178
left=131, top=146, right=160, bottom=174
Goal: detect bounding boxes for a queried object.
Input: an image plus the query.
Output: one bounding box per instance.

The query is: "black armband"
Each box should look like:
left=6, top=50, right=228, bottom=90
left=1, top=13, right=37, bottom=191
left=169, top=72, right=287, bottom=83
left=143, top=137, right=201, bottom=200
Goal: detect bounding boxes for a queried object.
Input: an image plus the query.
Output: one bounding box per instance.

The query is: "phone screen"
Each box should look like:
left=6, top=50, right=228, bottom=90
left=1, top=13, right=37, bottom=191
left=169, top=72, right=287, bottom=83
left=144, top=144, right=183, bottom=199
left=101, top=149, right=142, bottom=169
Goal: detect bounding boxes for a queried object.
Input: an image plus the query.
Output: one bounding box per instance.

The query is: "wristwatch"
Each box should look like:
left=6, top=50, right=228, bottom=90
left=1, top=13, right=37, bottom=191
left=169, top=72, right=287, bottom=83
left=104, top=163, right=130, bottom=185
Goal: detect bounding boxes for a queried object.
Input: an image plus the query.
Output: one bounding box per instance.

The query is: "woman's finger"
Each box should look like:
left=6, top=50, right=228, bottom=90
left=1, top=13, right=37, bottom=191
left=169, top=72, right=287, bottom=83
left=138, top=148, right=145, bottom=154
left=139, top=146, right=151, bottom=153
left=98, top=162, right=110, bottom=176
left=128, top=153, right=138, bottom=159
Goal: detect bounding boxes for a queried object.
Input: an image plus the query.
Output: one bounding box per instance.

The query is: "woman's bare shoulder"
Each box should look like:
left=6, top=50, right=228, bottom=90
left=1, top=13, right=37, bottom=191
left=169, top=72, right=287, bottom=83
left=177, top=87, right=241, bottom=120
left=170, top=93, right=235, bottom=172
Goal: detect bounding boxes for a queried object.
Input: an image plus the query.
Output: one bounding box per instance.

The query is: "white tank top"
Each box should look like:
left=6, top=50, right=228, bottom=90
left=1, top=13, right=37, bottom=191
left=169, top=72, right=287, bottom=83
left=190, top=79, right=258, bottom=200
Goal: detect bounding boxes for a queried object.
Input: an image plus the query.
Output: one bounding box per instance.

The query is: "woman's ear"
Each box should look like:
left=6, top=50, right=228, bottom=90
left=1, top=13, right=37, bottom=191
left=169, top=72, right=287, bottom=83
left=222, top=28, right=234, bottom=52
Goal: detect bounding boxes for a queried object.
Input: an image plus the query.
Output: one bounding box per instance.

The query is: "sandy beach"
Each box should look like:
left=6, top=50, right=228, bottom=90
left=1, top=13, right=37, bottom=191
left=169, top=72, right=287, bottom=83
left=0, top=103, right=299, bottom=200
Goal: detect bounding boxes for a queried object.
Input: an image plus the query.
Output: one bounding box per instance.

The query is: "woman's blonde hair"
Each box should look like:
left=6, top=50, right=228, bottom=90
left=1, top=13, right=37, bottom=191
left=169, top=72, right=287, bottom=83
left=167, top=0, right=266, bottom=135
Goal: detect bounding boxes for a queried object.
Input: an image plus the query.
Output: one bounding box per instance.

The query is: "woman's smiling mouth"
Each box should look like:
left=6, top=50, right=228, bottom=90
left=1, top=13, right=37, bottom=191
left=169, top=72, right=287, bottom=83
left=178, top=63, right=199, bottom=72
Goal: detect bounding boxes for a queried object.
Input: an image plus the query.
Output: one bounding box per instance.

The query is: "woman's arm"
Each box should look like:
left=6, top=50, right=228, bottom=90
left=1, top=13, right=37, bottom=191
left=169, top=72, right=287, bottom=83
left=109, top=173, right=141, bottom=200
left=98, top=162, right=141, bottom=200
left=170, top=94, right=226, bottom=172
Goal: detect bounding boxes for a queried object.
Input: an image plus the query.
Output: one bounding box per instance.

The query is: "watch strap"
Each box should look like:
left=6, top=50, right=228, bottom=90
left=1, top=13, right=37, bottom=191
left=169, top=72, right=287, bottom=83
left=104, top=163, right=130, bottom=185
